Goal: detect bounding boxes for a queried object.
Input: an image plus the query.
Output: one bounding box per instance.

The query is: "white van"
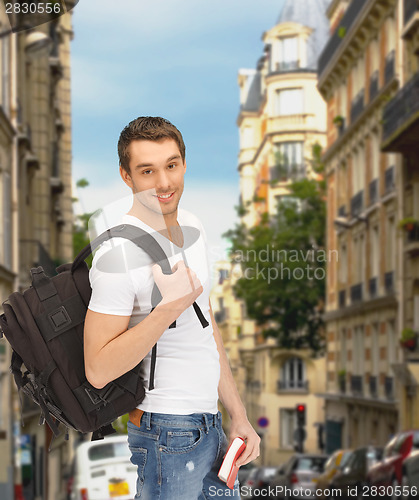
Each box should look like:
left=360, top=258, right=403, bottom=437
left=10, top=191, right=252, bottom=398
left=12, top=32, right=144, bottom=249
left=70, top=434, right=137, bottom=500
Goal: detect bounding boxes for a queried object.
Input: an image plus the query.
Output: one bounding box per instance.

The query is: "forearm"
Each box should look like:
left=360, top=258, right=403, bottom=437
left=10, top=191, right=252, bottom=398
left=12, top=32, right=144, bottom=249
left=85, top=303, right=179, bottom=388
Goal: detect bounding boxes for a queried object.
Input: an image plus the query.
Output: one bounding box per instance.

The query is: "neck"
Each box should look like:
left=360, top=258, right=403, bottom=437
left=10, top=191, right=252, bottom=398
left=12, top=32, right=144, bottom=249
left=127, top=203, right=180, bottom=240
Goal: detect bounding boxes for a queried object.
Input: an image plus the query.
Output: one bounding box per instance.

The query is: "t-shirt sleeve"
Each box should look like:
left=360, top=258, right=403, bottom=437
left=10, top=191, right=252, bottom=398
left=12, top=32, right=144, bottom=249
left=88, top=241, right=136, bottom=316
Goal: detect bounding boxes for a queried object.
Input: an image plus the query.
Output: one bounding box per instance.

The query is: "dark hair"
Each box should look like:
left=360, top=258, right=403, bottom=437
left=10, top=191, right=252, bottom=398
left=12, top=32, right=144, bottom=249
left=118, top=116, right=186, bottom=173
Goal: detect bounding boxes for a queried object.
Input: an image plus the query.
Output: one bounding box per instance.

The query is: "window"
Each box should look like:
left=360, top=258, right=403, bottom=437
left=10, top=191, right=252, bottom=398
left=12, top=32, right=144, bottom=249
left=386, top=217, right=395, bottom=272
left=353, top=326, right=364, bottom=375
left=280, top=408, right=296, bottom=448
left=371, top=132, right=380, bottom=179
left=240, top=126, right=253, bottom=149
left=1, top=36, right=10, bottom=114
left=371, top=323, right=379, bottom=376
left=2, top=171, right=11, bottom=269
left=281, top=357, right=305, bottom=389
left=339, top=244, right=347, bottom=285
left=275, top=88, right=303, bottom=115
left=272, top=142, right=304, bottom=179
left=387, top=320, right=396, bottom=366
left=277, top=37, right=298, bottom=71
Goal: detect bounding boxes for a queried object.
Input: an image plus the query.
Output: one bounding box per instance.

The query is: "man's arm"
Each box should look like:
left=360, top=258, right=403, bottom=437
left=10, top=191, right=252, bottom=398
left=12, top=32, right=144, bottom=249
left=209, top=301, right=260, bottom=467
left=85, top=261, right=202, bottom=388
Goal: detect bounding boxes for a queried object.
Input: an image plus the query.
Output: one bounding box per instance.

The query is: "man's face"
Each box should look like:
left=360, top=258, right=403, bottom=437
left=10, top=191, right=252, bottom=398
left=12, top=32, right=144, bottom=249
left=120, top=138, right=186, bottom=217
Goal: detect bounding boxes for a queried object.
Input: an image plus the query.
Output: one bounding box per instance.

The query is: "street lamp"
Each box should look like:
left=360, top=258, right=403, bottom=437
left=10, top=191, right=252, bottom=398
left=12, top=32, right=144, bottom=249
left=0, top=26, right=52, bottom=57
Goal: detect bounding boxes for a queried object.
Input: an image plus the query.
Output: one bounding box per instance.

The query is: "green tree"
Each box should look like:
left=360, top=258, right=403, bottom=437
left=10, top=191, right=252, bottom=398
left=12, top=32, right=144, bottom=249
left=225, top=144, right=326, bottom=354
left=72, top=178, right=94, bottom=266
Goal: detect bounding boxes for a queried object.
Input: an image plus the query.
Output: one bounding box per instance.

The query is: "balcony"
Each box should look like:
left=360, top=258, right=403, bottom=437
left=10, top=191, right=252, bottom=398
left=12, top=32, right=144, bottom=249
left=369, top=277, right=378, bottom=299
left=350, top=89, right=365, bottom=124
left=382, top=72, right=419, bottom=151
left=338, top=205, right=347, bottom=217
left=384, top=50, right=395, bottom=86
left=338, top=289, right=346, bottom=308
left=369, top=376, right=378, bottom=398
left=318, top=0, right=367, bottom=77
left=384, top=271, right=394, bottom=294
left=384, top=376, right=394, bottom=400
left=350, top=283, right=363, bottom=303
left=384, top=166, right=395, bottom=193
left=369, top=178, right=378, bottom=205
left=266, top=114, right=313, bottom=134
left=273, top=60, right=301, bottom=73
left=351, top=375, right=363, bottom=396
left=351, top=190, right=364, bottom=218
left=407, top=223, right=419, bottom=243
left=270, top=164, right=306, bottom=182
left=403, top=0, right=419, bottom=37
left=277, top=380, right=309, bottom=392
left=369, top=70, right=379, bottom=102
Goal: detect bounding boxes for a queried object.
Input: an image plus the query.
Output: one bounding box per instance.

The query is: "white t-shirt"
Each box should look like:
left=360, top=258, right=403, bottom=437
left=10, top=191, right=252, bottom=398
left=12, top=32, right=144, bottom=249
left=88, top=208, right=220, bottom=414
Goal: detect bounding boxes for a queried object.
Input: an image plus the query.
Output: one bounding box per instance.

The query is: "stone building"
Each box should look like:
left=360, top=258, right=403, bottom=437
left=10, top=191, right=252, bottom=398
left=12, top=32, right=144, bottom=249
left=0, top=6, right=76, bottom=499
left=381, top=0, right=419, bottom=430
left=317, top=0, right=407, bottom=451
left=226, top=0, right=330, bottom=465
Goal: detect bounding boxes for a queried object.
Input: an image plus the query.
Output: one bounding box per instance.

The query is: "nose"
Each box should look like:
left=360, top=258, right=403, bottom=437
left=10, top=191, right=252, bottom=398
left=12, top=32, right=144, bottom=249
left=156, top=170, right=170, bottom=191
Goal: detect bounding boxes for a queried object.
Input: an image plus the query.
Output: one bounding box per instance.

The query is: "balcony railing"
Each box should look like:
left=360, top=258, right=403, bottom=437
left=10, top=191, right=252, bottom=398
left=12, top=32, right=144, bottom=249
left=338, top=289, right=346, bottom=308
left=384, top=271, right=394, bottom=294
left=382, top=72, right=419, bottom=146
left=369, top=178, right=378, bottom=205
left=404, top=0, right=419, bottom=26
left=351, top=190, right=364, bottom=217
left=384, top=166, right=395, bottom=193
left=369, top=70, right=379, bottom=102
left=338, top=205, right=347, bottom=217
left=274, top=60, right=301, bottom=72
left=369, top=376, right=378, bottom=398
left=350, top=89, right=365, bottom=124
left=351, top=375, right=363, bottom=395
left=351, top=283, right=363, bottom=303
left=384, top=376, right=394, bottom=399
left=384, top=50, right=395, bottom=85
left=318, top=0, right=367, bottom=77
left=407, top=223, right=419, bottom=243
left=369, top=277, right=378, bottom=299
left=270, top=164, right=306, bottom=182
left=214, top=309, right=227, bottom=323
left=277, top=380, right=309, bottom=392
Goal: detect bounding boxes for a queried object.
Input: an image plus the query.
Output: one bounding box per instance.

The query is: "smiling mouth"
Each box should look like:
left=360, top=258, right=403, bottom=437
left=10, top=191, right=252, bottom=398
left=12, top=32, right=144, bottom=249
left=154, top=192, right=174, bottom=202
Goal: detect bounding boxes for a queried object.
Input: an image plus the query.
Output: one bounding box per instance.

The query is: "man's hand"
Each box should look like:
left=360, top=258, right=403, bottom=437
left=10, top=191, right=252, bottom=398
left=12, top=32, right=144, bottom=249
left=229, top=415, right=261, bottom=467
left=152, top=260, right=203, bottom=311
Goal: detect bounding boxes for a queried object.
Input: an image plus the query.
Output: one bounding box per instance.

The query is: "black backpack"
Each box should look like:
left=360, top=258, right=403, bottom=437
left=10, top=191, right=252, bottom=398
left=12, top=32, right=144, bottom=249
left=0, top=224, right=208, bottom=441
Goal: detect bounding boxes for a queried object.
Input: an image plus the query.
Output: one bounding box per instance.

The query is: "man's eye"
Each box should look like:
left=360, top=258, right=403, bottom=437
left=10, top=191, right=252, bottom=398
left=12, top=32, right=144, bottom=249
left=142, top=169, right=152, bottom=175
left=168, top=164, right=176, bottom=169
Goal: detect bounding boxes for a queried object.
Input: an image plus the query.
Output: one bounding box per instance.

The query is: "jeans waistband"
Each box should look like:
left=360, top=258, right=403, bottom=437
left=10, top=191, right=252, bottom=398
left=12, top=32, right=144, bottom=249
left=142, top=411, right=221, bottom=433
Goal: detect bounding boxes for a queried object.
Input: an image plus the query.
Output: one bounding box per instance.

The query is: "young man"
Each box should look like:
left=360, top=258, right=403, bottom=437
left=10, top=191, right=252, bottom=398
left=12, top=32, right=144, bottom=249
left=84, top=117, right=260, bottom=499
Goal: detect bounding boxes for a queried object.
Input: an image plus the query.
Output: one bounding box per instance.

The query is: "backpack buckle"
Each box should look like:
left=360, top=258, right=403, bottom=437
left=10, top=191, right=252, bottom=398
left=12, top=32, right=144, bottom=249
left=48, top=306, right=71, bottom=332
left=84, top=387, right=103, bottom=405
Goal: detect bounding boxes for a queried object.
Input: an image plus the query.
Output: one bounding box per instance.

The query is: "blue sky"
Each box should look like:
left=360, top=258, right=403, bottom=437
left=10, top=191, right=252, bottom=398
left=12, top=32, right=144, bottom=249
left=71, top=0, right=285, bottom=263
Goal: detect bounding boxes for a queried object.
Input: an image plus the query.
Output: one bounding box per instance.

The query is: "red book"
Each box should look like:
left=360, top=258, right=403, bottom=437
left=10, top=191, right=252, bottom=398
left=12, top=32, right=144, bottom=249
left=218, top=437, right=246, bottom=489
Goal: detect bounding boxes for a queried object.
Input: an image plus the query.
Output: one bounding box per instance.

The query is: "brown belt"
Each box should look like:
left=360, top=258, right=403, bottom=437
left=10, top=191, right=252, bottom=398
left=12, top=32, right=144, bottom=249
left=129, top=408, right=144, bottom=427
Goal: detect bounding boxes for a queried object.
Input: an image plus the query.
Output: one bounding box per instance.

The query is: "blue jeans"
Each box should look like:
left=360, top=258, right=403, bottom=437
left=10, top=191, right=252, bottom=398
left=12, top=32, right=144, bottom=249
left=127, top=411, right=241, bottom=499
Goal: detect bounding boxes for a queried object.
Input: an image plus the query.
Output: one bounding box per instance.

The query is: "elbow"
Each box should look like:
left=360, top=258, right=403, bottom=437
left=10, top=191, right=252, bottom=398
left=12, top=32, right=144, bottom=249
left=85, top=364, right=108, bottom=390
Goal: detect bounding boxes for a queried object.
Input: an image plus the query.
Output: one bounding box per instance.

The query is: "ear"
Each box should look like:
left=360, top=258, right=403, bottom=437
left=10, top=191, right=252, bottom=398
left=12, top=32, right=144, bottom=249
left=119, top=165, right=133, bottom=189
left=183, top=160, right=187, bottom=174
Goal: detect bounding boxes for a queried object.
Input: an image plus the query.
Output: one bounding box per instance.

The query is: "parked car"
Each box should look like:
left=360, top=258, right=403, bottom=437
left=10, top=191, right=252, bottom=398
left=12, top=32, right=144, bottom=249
left=401, top=449, right=419, bottom=498
left=268, top=454, right=328, bottom=499
left=330, top=446, right=383, bottom=497
left=70, top=434, right=136, bottom=500
left=316, top=449, right=352, bottom=498
left=242, top=466, right=277, bottom=498
left=237, top=463, right=256, bottom=486
left=368, top=430, right=419, bottom=492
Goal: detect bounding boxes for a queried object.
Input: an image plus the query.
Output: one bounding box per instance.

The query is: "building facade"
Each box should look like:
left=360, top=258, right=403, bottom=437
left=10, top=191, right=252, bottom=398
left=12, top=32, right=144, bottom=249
left=318, top=0, right=407, bottom=452
left=229, top=0, right=330, bottom=465
left=0, top=7, right=75, bottom=499
left=381, top=0, right=419, bottom=430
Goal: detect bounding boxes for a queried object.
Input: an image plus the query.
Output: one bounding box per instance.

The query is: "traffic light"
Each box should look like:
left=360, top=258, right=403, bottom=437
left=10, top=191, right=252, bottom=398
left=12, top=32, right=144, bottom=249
left=296, top=404, right=306, bottom=427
